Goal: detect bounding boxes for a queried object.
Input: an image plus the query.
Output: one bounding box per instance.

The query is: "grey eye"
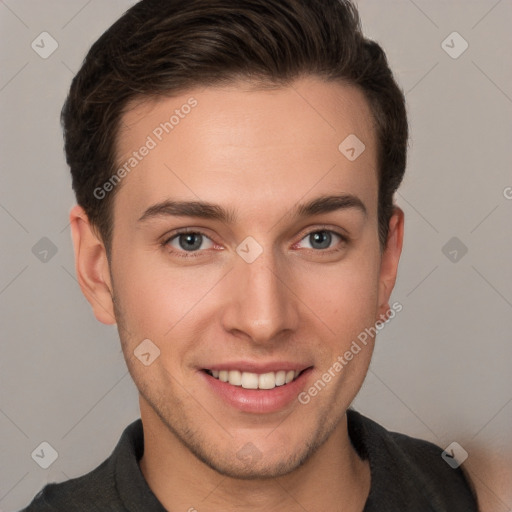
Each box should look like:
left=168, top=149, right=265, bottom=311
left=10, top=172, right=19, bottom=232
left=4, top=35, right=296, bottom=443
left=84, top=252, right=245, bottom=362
left=169, top=232, right=214, bottom=252
left=299, top=230, right=341, bottom=250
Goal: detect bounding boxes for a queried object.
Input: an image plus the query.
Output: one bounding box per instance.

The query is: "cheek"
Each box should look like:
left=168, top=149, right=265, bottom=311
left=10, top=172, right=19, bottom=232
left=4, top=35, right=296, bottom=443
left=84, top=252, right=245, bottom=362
left=297, top=251, right=381, bottom=331
left=301, top=256, right=381, bottom=402
left=112, top=250, right=226, bottom=339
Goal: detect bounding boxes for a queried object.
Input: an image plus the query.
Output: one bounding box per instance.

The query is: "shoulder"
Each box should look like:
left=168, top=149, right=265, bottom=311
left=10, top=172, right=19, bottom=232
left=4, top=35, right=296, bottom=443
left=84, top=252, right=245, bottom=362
left=347, top=409, right=479, bottom=511
left=19, top=457, right=122, bottom=511
left=19, top=419, right=146, bottom=512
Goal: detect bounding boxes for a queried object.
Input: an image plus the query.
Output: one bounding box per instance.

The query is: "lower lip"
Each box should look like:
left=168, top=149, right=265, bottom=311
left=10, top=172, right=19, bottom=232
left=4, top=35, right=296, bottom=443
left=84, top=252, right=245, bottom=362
left=200, top=368, right=313, bottom=414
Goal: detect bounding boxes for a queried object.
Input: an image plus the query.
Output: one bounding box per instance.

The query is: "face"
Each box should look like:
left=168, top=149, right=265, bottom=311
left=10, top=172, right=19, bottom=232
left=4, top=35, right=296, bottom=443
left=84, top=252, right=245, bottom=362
left=75, top=76, right=402, bottom=479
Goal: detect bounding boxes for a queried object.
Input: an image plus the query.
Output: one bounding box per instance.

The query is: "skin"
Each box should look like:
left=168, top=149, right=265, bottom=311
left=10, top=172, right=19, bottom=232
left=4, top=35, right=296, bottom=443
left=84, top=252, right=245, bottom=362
left=70, top=76, right=404, bottom=511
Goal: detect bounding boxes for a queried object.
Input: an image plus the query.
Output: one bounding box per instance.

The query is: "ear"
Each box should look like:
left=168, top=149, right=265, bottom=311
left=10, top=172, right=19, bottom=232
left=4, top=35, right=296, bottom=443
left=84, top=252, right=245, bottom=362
left=377, top=206, right=404, bottom=321
left=69, top=204, right=116, bottom=325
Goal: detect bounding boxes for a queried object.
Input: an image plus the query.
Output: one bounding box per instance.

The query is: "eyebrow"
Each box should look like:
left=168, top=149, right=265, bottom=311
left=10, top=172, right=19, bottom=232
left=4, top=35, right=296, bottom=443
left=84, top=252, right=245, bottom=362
left=137, top=194, right=367, bottom=224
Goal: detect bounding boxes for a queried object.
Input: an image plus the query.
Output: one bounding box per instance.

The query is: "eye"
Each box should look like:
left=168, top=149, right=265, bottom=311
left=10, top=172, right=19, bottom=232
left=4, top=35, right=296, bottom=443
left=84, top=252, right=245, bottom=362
left=165, top=230, right=215, bottom=255
left=296, top=229, right=346, bottom=251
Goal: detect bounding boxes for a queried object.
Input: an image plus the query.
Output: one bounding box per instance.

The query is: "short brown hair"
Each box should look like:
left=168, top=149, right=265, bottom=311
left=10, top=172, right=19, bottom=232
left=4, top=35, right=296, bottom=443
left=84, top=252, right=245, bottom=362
left=62, top=0, right=408, bottom=256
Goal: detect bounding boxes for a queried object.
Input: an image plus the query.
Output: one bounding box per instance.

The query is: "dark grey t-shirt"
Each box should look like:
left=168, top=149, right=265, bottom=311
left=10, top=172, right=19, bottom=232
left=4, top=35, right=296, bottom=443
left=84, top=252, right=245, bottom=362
left=20, top=409, right=478, bottom=511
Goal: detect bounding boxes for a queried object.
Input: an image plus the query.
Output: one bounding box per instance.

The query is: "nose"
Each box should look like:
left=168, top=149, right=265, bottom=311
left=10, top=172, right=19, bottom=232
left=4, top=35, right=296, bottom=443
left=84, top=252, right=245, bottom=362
left=220, top=247, right=300, bottom=345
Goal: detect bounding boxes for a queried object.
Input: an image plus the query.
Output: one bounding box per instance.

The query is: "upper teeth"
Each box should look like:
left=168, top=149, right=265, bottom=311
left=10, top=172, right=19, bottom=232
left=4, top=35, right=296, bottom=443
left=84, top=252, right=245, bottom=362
left=210, top=369, right=299, bottom=389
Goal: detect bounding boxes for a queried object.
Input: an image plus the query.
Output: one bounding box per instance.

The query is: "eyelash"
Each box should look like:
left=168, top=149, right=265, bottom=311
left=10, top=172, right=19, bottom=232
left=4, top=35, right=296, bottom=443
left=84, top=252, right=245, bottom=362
left=161, top=226, right=349, bottom=259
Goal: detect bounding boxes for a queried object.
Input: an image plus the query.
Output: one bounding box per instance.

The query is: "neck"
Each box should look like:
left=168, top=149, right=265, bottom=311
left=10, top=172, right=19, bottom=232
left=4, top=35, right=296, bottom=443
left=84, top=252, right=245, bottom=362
left=138, top=402, right=370, bottom=512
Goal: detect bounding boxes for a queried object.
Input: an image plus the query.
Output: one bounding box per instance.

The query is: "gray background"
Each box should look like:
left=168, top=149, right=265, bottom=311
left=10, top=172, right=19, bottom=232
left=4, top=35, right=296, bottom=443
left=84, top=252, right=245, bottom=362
left=1, top=1, right=511, bottom=510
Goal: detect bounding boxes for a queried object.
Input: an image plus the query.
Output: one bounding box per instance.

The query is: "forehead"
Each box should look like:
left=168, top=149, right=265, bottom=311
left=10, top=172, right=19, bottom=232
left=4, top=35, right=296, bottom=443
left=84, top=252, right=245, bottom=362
left=114, top=77, right=378, bottom=224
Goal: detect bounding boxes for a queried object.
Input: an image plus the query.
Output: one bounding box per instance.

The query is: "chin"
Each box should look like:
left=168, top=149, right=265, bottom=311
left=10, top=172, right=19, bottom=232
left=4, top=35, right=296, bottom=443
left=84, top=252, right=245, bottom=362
left=197, top=448, right=309, bottom=480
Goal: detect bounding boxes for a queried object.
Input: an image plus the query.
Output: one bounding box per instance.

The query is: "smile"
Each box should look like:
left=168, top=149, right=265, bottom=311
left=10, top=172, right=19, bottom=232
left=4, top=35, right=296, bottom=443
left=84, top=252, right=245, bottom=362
left=204, top=369, right=303, bottom=390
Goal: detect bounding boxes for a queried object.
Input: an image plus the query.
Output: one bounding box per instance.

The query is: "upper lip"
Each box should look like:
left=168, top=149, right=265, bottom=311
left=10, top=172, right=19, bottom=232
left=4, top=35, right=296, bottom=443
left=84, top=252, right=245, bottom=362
left=202, top=361, right=313, bottom=373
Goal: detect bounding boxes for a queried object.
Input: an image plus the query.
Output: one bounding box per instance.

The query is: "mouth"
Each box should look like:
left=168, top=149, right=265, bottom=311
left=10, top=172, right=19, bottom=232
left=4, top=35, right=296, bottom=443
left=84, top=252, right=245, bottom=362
left=200, top=362, right=314, bottom=413
left=202, top=368, right=308, bottom=390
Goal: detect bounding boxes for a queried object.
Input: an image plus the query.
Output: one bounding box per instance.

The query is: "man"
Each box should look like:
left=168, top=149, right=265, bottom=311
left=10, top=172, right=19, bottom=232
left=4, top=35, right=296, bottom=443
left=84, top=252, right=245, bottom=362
left=22, top=0, right=478, bottom=510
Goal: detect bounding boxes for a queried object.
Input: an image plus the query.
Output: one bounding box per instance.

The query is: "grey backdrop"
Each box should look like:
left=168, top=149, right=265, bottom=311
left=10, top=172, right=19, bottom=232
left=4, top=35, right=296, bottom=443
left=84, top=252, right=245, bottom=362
left=1, top=1, right=511, bottom=511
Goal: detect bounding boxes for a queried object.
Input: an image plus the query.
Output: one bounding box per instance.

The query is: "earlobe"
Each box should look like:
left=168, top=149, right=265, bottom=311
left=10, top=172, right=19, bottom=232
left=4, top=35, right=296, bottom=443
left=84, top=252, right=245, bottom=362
left=69, top=204, right=116, bottom=325
left=377, top=206, right=404, bottom=320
